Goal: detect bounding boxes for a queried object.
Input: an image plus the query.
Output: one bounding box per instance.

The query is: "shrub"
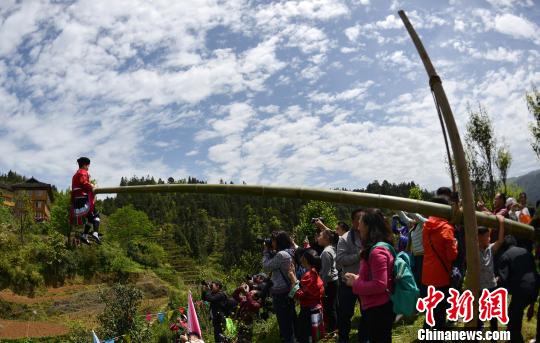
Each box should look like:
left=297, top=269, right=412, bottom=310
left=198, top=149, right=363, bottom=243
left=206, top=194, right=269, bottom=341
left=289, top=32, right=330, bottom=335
left=107, top=205, right=153, bottom=244
left=294, top=201, right=338, bottom=245
left=127, top=239, right=166, bottom=267
left=27, top=231, right=75, bottom=286
left=98, top=283, right=151, bottom=341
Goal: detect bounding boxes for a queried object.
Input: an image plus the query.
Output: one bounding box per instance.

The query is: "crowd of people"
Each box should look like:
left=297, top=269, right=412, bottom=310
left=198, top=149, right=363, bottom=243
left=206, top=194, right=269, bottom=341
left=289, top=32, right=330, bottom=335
left=70, top=157, right=540, bottom=342
left=185, top=187, right=540, bottom=343
left=200, top=274, right=273, bottom=343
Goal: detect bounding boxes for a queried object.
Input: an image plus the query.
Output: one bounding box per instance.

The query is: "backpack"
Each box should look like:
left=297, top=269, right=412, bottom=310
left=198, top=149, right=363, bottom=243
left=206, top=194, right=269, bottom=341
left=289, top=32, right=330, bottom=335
left=369, top=242, right=419, bottom=316
left=222, top=296, right=238, bottom=317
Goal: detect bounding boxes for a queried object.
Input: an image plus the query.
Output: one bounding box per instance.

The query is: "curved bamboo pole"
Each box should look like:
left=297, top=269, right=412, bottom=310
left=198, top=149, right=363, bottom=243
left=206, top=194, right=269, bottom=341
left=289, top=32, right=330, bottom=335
left=95, top=184, right=533, bottom=240
left=398, top=10, right=483, bottom=326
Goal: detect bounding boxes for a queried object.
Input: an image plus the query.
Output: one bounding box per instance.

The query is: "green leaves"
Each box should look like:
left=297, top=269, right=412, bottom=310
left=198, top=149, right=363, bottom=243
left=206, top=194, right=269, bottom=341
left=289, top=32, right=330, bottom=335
left=107, top=205, right=153, bottom=243
left=495, top=144, right=512, bottom=193
left=295, top=200, right=338, bottom=245
left=465, top=103, right=498, bottom=204
left=127, top=239, right=166, bottom=268
left=408, top=186, right=423, bottom=200
left=526, top=86, right=540, bottom=160
left=98, top=283, right=150, bottom=340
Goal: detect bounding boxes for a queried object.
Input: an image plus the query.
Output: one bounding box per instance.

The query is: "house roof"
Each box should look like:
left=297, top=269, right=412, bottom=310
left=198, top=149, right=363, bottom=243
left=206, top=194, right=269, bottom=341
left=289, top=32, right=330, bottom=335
left=12, top=177, right=54, bottom=201
left=0, top=183, right=13, bottom=192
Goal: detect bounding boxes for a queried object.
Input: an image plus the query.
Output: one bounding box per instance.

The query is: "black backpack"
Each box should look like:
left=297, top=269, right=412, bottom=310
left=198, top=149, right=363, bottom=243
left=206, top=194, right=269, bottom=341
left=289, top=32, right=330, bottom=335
left=222, top=296, right=238, bottom=317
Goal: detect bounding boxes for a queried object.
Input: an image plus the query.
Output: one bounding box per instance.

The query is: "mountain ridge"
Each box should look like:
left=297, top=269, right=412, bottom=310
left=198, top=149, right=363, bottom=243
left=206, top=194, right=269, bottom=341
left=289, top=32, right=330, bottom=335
left=509, top=168, right=540, bottom=205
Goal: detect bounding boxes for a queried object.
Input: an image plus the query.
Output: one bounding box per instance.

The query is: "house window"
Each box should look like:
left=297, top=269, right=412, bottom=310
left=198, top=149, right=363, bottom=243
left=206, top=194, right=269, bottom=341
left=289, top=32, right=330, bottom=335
left=35, top=201, right=42, bottom=210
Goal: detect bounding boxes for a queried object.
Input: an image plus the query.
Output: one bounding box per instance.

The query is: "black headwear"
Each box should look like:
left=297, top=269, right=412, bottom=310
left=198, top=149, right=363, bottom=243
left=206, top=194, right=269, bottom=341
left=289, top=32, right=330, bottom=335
left=77, top=157, right=91, bottom=166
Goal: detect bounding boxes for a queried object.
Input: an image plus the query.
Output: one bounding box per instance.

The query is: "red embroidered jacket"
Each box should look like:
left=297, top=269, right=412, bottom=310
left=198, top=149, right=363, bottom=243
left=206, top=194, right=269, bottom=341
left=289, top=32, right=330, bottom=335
left=71, top=169, right=93, bottom=199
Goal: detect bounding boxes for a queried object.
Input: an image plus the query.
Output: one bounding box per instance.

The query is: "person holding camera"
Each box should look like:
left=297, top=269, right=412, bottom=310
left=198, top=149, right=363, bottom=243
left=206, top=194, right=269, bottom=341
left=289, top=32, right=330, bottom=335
left=232, top=283, right=262, bottom=343
left=262, top=231, right=296, bottom=343
left=316, top=226, right=339, bottom=335
left=201, top=281, right=227, bottom=343
left=336, top=208, right=364, bottom=343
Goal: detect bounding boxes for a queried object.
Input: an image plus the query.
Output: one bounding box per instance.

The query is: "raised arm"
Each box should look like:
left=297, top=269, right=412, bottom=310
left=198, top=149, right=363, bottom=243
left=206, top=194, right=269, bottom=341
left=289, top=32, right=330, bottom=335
left=411, top=213, right=427, bottom=223
left=262, top=251, right=283, bottom=272
left=492, top=214, right=506, bottom=253
left=398, top=211, right=413, bottom=225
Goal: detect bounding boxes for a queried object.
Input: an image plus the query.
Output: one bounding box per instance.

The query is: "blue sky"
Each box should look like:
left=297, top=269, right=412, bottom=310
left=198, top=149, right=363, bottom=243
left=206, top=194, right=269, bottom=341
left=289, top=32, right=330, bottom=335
left=1, top=0, right=539, bottom=191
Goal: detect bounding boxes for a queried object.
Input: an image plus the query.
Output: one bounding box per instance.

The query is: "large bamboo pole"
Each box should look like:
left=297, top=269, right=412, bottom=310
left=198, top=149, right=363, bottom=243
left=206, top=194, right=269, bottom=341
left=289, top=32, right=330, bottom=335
left=398, top=10, right=481, bottom=326
left=95, top=184, right=533, bottom=240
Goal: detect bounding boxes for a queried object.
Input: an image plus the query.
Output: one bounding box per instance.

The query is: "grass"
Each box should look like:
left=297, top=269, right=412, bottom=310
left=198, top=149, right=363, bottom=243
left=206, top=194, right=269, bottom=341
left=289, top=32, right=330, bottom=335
left=2, top=255, right=538, bottom=343
left=249, top=301, right=539, bottom=343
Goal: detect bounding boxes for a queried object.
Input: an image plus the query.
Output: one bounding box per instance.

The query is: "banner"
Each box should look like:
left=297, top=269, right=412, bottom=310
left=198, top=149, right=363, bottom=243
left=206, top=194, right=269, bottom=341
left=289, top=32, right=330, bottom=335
left=92, top=330, right=100, bottom=343
left=187, top=291, right=203, bottom=338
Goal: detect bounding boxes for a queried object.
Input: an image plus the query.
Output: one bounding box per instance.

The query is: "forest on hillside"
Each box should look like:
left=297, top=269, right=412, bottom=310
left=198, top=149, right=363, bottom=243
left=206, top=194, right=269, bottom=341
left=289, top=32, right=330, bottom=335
left=0, top=170, right=433, bottom=342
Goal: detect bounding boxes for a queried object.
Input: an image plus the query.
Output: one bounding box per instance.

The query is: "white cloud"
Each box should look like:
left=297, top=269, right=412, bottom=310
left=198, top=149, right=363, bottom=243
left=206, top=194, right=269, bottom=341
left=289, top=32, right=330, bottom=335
left=2, top=0, right=539, bottom=193
left=371, top=15, right=403, bottom=29
left=254, top=0, right=349, bottom=26
left=485, top=0, right=534, bottom=8
left=493, top=14, right=539, bottom=44
left=454, top=18, right=466, bottom=32
left=210, top=102, right=256, bottom=136
left=283, top=24, right=331, bottom=54
left=308, top=81, right=374, bottom=103
left=350, top=10, right=446, bottom=46
left=344, top=26, right=361, bottom=42
left=376, top=50, right=419, bottom=72
left=0, top=1, right=49, bottom=57
left=449, top=40, right=523, bottom=63
left=467, top=67, right=540, bottom=176
left=389, top=0, right=402, bottom=11
left=340, top=46, right=360, bottom=54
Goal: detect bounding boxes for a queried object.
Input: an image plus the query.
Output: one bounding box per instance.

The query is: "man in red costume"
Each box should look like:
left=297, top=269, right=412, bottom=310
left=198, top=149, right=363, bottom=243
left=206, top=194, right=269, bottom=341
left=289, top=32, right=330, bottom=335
left=70, top=157, right=101, bottom=244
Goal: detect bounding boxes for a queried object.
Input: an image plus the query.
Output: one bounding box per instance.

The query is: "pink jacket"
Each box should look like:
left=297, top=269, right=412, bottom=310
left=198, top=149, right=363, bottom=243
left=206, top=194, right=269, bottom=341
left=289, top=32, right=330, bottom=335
left=352, top=246, right=394, bottom=310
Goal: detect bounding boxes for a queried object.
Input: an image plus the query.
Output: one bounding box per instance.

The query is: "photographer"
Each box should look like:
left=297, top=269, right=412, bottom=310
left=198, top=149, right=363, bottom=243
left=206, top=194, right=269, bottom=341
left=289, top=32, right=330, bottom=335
left=336, top=208, right=364, bottom=343
left=317, top=228, right=339, bottom=335
left=262, top=231, right=296, bottom=343
left=232, top=283, right=262, bottom=343
left=201, top=281, right=227, bottom=343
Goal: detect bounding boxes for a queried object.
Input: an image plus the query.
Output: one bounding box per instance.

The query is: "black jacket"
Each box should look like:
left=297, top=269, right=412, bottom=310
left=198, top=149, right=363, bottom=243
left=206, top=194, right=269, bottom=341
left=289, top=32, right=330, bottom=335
left=202, top=290, right=227, bottom=318
left=497, top=246, right=538, bottom=299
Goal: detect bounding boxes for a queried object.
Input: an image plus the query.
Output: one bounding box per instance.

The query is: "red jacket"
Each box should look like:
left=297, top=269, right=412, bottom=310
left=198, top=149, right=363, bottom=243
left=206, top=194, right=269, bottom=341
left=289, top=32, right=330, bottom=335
left=71, top=168, right=93, bottom=199
left=294, top=268, right=324, bottom=308
left=232, top=287, right=261, bottom=323
left=70, top=168, right=95, bottom=225
left=422, top=217, right=458, bottom=287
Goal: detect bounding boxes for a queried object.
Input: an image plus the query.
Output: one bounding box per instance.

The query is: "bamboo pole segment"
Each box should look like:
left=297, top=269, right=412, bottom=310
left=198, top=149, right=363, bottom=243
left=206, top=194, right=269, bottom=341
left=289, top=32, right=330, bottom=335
left=95, top=184, right=533, bottom=240
left=398, top=10, right=481, bottom=326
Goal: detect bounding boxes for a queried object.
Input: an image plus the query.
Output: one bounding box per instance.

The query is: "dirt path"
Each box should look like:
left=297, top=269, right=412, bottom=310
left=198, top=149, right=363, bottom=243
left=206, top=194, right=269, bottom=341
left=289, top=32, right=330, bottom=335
left=0, top=319, right=69, bottom=339
left=0, top=284, right=88, bottom=305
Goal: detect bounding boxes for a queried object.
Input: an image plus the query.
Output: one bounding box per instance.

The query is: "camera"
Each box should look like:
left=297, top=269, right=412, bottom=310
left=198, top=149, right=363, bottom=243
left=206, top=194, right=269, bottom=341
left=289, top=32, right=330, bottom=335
left=310, top=216, right=324, bottom=224
left=256, top=237, right=273, bottom=248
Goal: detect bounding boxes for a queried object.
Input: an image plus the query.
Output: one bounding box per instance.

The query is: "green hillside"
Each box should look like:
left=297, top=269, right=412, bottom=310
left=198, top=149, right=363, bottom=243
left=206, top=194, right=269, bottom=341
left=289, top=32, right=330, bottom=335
left=509, top=169, right=540, bottom=205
